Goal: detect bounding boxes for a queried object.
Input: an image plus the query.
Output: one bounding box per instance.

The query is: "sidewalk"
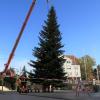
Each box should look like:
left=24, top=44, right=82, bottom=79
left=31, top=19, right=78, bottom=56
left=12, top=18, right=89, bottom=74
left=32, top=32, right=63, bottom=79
left=0, top=86, right=11, bottom=92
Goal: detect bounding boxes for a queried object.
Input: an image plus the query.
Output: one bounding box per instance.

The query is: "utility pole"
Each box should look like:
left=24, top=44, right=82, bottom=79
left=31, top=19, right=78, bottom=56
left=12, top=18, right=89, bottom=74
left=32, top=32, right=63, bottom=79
left=84, top=57, right=87, bottom=80
left=97, top=67, right=99, bottom=83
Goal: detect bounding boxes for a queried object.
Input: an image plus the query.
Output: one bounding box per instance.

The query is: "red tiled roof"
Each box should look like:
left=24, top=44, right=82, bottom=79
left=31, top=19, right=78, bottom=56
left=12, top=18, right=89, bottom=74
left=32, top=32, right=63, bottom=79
left=66, top=55, right=79, bottom=65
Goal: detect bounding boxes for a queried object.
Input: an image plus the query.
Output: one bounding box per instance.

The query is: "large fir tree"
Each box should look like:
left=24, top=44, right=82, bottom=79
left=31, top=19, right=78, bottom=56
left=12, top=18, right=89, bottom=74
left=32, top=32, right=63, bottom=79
left=29, top=6, right=65, bottom=84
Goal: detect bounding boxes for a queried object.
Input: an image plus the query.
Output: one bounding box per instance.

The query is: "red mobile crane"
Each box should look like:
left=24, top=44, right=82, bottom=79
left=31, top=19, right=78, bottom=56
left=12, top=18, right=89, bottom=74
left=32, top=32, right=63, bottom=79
left=2, top=0, right=36, bottom=75
left=2, top=0, right=49, bottom=75
left=0, top=0, right=50, bottom=92
left=0, top=0, right=37, bottom=93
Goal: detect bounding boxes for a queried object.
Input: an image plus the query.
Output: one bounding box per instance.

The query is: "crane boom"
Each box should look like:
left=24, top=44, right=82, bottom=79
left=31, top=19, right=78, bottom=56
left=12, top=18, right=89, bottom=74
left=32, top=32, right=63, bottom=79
left=4, top=0, right=36, bottom=73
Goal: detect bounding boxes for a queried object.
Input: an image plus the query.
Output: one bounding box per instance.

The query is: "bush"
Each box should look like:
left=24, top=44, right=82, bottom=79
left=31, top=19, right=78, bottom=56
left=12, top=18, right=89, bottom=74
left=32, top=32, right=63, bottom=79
left=4, top=77, right=17, bottom=90
left=0, top=79, right=2, bottom=85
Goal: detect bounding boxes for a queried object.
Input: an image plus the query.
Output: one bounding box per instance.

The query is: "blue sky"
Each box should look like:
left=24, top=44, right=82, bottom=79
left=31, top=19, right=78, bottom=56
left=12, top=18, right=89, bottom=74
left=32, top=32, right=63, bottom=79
left=0, top=0, right=100, bottom=71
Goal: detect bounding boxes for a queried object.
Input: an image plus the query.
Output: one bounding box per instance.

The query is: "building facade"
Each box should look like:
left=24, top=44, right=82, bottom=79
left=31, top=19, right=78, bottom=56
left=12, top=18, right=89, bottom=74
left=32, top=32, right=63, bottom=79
left=63, top=55, right=81, bottom=81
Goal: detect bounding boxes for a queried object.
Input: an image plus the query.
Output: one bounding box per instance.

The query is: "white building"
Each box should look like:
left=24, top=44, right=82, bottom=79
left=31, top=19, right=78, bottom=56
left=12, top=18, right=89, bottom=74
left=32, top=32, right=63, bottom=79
left=63, top=55, right=81, bottom=81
